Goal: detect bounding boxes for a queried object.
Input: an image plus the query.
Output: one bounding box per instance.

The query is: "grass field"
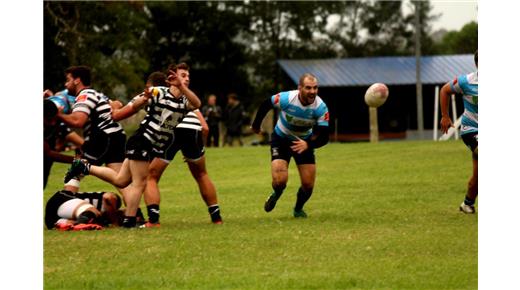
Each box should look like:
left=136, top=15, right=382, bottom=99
left=44, top=140, right=477, bottom=289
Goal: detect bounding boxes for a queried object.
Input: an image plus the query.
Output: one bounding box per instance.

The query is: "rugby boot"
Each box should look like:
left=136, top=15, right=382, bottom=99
left=264, top=192, right=281, bottom=212
left=459, top=202, right=476, bottom=214
left=293, top=208, right=308, bottom=218
left=64, top=159, right=90, bottom=183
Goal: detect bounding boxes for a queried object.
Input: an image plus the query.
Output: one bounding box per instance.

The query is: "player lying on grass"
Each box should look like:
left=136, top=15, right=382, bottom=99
left=45, top=186, right=123, bottom=231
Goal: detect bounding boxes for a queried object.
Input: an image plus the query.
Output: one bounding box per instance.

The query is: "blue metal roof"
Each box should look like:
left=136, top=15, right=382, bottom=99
left=278, top=54, right=475, bottom=87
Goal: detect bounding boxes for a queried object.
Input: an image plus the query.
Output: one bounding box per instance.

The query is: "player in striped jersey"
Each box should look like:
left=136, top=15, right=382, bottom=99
left=45, top=188, right=122, bottom=230
left=57, top=66, right=127, bottom=192
left=252, top=73, right=329, bottom=218
left=142, top=69, right=222, bottom=226
left=64, top=64, right=202, bottom=228
left=440, top=50, right=478, bottom=214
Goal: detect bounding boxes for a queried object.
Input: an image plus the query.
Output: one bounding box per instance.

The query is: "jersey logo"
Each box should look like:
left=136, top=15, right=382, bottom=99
left=76, top=94, right=88, bottom=102
left=324, top=112, right=330, bottom=121
left=273, top=94, right=280, bottom=105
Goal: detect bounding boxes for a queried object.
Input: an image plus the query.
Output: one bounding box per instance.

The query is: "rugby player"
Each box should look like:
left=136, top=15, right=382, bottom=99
left=56, top=66, right=127, bottom=193
left=45, top=188, right=122, bottom=231
left=440, top=50, right=478, bottom=214
left=251, top=73, right=329, bottom=218
left=64, top=64, right=202, bottom=228
left=142, top=66, right=222, bottom=227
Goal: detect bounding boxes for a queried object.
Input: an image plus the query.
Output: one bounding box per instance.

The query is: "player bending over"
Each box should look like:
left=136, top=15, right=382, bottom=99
left=251, top=73, right=329, bottom=218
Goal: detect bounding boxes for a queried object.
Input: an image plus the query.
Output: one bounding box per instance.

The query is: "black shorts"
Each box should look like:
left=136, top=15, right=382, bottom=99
left=461, top=132, right=478, bottom=153
left=82, top=131, right=126, bottom=166
left=44, top=190, right=77, bottom=229
left=270, top=132, right=315, bottom=165
left=125, top=133, right=154, bottom=161
left=152, top=128, right=205, bottom=161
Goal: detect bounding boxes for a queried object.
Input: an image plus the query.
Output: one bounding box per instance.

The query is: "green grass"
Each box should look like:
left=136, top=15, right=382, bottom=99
left=44, top=141, right=477, bottom=290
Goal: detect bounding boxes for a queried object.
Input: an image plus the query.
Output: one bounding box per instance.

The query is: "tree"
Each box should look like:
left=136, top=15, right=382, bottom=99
left=433, top=21, right=478, bottom=54
left=44, top=2, right=151, bottom=101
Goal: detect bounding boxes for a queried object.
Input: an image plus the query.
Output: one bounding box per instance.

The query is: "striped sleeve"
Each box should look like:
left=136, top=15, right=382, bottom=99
left=316, top=102, right=329, bottom=127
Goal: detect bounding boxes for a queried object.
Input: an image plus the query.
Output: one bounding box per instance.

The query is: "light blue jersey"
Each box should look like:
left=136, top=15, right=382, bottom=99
left=271, top=90, right=329, bottom=140
left=450, top=71, right=478, bottom=135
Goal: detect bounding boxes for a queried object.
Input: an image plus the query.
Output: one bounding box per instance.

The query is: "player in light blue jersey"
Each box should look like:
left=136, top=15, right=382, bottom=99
left=440, top=50, right=478, bottom=214
left=252, top=73, right=329, bottom=218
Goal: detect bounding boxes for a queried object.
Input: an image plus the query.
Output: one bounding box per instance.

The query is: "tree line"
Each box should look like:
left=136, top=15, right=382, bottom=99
left=44, top=1, right=477, bottom=110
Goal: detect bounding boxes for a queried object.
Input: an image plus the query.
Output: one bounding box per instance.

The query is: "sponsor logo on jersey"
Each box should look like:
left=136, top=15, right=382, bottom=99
left=324, top=112, right=330, bottom=121
left=76, top=94, right=88, bottom=102
left=274, top=94, right=280, bottom=105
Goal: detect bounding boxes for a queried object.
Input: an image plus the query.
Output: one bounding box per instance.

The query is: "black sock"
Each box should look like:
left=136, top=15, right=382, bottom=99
left=147, top=204, right=160, bottom=224
left=464, top=196, right=476, bottom=206
left=273, top=184, right=286, bottom=198
left=208, top=204, right=222, bottom=223
left=122, top=216, right=136, bottom=228
left=294, top=187, right=313, bottom=211
left=136, top=208, right=145, bottom=222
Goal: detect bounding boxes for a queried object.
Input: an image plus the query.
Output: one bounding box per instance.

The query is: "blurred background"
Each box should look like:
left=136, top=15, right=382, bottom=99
left=44, top=0, right=477, bottom=142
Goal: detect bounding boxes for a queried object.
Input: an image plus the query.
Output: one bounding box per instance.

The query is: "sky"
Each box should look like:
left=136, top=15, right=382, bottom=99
left=429, top=1, right=478, bottom=31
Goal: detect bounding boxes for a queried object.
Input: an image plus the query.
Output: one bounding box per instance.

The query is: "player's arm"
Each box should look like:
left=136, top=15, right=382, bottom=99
left=194, top=110, right=209, bottom=142
left=44, top=140, right=74, bottom=163
left=56, top=111, right=88, bottom=128
left=308, top=125, right=329, bottom=149
left=251, top=98, right=274, bottom=134
left=440, top=82, right=456, bottom=134
left=111, top=90, right=152, bottom=121
left=65, top=131, right=84, bottom=147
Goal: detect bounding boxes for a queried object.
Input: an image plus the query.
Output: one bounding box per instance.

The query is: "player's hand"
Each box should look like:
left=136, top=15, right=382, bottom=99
left=290, top=138, right=308, bottom=154
left=43, top=89, right=54, bottom=98
left=166, top=70, right=181, bottom=87
left=440, top=116, right=453, bottom=134
left=110, top=100, right=123, bottom=110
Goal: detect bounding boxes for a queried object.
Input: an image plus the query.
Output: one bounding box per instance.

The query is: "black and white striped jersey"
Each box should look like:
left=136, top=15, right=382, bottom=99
left=73, top=191, right=105, bottom=211
left=136, top=86, right=192, bottom=152
left=72, top=88, right=124, bottom=139
left=176, top=110, right=202, bottom=131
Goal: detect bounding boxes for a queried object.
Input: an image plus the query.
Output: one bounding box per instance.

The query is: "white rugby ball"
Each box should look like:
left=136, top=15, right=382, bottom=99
left=364, top=83, right=389, bottom=108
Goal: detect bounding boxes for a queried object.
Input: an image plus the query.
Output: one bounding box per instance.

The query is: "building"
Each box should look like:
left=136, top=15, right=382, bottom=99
left=278, top=54, right=475, bottom=141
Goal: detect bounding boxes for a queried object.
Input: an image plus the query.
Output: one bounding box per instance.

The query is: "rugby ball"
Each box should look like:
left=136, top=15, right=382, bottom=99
left=364, top=83, right=389, bottom=108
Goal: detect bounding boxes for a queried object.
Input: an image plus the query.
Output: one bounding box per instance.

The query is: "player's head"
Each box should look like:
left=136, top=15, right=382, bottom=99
left=474, top=50, right=478, bottom=68
left=168, top=62, right=190, bottom=87
left=298, top=73, right=318, bottom=105
left=146, top=71, right=167, bottom=87
left=65, top=65, right=91, bottom=95
left=207, top=94, right=217, bottom=105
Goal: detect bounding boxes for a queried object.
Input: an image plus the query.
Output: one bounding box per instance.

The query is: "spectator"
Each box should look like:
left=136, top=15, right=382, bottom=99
left=201, top=94, right=222, bottom=147
left=223, top=93, right=245, bottom=146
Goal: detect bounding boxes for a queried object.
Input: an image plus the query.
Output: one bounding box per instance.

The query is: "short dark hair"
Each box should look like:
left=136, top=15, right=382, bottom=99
left=65, top=65, right=92, bottom=86
left=299, top=73, right=317, bottom=86
left=474, top=50, right=478, bottom=66
left=147, top=71, right=167, bottom=87
left=167, top=62, right=190, bottom=73
left=227, top=93, right=238, bottom=100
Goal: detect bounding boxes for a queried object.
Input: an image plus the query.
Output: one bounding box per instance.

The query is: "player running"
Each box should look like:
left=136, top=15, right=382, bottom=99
left=251, top=73, right=329, bottom=218
left=440, top=50, right=478, bottom=214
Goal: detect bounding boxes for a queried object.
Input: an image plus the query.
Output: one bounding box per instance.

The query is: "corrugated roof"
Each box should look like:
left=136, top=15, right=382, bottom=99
left=278, top=54, right=475, bottom=87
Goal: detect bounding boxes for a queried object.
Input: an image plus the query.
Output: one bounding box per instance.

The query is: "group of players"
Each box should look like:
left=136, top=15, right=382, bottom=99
left=44, top=50, right=478, bottom=231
